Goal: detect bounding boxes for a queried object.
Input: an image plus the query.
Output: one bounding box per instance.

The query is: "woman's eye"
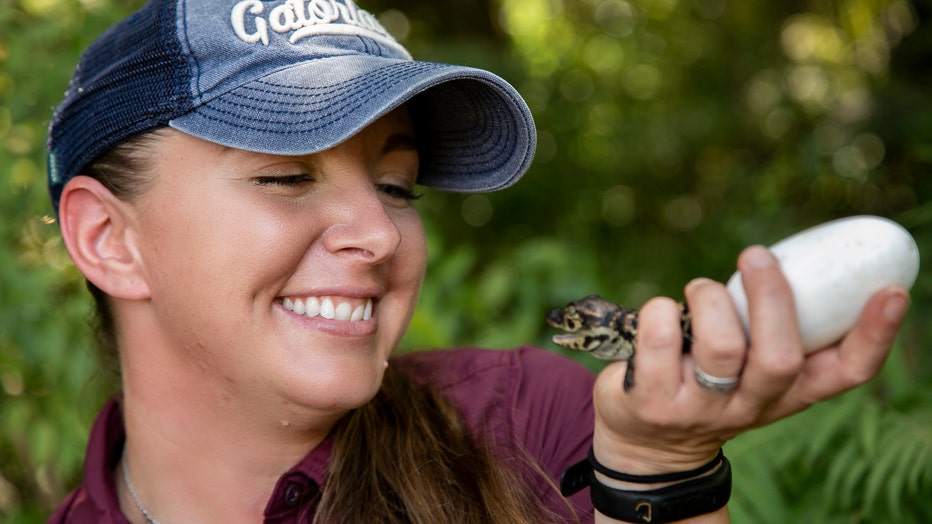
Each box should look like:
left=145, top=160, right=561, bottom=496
left=253, top=174, right=314, bottom=187
left=378, top=183, right=423, bottom=202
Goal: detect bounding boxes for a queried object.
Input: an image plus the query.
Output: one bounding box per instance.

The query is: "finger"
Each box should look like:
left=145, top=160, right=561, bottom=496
left=735, top=246, right=805, bottom=404
left=593, top=359, right=632, bottom=411
left=683, top=277, right=747, bottom=396
left=769, top=287, right=910, bottom=416
left=832, top=286, right=909, bottom=385
left=632, top=297, right=688, bottom=399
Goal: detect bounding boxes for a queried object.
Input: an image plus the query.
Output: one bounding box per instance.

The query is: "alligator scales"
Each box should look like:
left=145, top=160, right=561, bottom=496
left=546, top=295, right=692, bottom=390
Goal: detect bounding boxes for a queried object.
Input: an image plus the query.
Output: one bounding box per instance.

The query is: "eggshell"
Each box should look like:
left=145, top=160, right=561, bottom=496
left=725, top=216, right=919, bottom=353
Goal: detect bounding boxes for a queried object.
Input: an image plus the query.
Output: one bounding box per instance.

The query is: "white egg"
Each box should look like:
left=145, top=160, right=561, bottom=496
left=726, top=215, right=919, bottom=353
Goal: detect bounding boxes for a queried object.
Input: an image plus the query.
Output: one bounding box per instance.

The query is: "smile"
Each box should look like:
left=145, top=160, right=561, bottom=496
left=281, top=297, right=373, bottom=322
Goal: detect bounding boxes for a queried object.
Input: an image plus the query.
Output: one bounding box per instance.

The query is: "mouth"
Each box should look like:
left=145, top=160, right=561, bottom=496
left=551, top=333, right=585, bottom=349
left=281, top=296, right=374, bottom=322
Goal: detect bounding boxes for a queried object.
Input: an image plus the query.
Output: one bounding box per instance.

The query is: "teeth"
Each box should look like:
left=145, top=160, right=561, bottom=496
left=350, top=304, right=364, bottom=321
left=284, top=296, right=372, bottom=322
left=334, top=302, right=352, bottom=321
left=306, top=297, right=320, bottom=317
left=320, top=298, right=335, bottom=319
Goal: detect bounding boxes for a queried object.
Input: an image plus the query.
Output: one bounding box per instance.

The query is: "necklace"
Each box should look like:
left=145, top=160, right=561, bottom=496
left=121, top=449, right=162, bottom=524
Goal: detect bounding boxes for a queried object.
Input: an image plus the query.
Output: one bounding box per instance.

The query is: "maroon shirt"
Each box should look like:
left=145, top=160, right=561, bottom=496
left=49, top=346, right=596, bottom=523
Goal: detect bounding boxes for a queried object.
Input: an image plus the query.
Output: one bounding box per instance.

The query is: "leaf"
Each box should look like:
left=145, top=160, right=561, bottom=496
left=858, top=401, right=882, bottom=457
left=802, top=394, right=862, bottom=465
left=824, top=441, right=863, bottom=508
left=729, top=451, right=788, bottom=524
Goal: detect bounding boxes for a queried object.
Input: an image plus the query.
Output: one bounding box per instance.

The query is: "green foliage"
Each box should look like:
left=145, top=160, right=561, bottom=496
left=1, top=0, right=138, bottom=518
left=2, top=0, right=930, bottom=522
left=727, top=340, right=932, bottom=523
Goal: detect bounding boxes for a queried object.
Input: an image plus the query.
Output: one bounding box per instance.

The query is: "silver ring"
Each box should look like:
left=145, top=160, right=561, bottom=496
left=693, top=364, right=740, bottom=394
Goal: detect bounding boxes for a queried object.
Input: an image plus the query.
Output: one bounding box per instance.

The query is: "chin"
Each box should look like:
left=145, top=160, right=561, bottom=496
left=275, top=355, right=388, bottom=413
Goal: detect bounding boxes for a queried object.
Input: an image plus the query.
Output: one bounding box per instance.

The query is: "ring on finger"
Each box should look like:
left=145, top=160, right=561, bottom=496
left=693, top=364, right=740, bottom=394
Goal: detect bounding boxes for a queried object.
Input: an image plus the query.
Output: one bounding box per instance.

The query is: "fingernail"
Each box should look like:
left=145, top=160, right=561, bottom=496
left=685, top=277, right=714, bottom=293
left=743, top=245, right=775, bottom=268
left=884, top=291, right=910, bottom=322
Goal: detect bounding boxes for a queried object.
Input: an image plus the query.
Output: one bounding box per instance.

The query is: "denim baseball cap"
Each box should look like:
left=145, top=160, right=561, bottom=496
left=47, top=0, right=536, bottom=211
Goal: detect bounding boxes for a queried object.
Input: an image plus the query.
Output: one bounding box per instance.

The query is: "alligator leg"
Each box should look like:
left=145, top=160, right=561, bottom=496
left=623, top=355, right=636, bottom=391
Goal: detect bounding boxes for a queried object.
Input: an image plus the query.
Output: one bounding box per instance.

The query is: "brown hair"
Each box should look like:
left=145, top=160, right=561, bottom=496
left=77, top=131, right=572, bottom=523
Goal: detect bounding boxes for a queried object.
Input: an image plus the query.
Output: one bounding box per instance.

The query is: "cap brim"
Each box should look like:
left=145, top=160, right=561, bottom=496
left=170, top=56, right=536, bottom=193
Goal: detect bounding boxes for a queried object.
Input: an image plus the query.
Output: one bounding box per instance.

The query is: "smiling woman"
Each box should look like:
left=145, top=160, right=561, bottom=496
left=46, top=0, right=577, bottom=522
left=43, top=1, right=911, bottom=523
left=66, top=113, right=428, bottom=413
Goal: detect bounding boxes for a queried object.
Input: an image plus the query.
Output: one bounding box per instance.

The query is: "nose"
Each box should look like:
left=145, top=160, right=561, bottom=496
left=320, top=185, right=403, bottom=264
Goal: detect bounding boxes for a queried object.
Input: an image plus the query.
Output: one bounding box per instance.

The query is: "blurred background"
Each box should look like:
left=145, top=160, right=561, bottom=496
left=1, top=0, right=929, bottom=522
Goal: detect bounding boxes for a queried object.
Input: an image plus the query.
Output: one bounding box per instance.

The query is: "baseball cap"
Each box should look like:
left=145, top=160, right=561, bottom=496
left=47, top=0, right=537, bottom=211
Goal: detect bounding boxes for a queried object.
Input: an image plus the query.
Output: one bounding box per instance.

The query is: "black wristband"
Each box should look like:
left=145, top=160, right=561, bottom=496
left=560, top=450, right=732, bottom=523
left=560, top=447, right=725, bottom=495
left=589, top=456, right=731, bottom=523
left=590, top=448, right=725, bottom=484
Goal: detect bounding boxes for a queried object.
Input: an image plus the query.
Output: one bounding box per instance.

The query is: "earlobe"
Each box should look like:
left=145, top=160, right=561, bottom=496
left=58, top=176, right=150, bottom=300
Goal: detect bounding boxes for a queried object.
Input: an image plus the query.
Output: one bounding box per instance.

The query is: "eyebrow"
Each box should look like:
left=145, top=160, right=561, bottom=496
left=382, top=132, right=418, bottom=154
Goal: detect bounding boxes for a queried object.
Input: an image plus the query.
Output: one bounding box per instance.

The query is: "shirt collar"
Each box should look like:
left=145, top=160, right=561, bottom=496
left=81, top=397, right=336, bottom=522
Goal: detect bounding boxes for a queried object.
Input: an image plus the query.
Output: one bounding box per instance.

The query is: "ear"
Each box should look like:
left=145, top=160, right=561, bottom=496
left=58, top=176, right=151, bottom=300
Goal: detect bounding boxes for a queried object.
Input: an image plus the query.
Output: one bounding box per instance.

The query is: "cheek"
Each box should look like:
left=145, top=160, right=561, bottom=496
left=139, top=194, right=309, bottom=300
left=396, top=212, right=428, bottom=287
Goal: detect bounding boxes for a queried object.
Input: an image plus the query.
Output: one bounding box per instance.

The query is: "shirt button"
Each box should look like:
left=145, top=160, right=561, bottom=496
left=284, top=482, right=307, bottom=506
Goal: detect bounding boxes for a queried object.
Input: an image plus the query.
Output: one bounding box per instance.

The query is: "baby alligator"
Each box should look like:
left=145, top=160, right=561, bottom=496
left=546, top=295, right=692, bottom=390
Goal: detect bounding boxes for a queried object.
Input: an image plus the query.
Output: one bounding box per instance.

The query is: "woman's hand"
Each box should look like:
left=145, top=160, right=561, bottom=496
left=591, top=245, right=911, bottom=476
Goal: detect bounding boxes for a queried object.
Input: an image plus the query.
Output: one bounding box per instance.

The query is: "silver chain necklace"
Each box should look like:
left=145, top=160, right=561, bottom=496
left=121, top=449, right=162, bottom=524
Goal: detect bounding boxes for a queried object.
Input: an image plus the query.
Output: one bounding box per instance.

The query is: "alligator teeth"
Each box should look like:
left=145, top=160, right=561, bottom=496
left=283, top=297, right=372, bottom=322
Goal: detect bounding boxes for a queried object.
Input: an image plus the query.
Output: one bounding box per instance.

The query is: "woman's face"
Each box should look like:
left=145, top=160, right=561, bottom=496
left=127, top=108, right=427, bottom=416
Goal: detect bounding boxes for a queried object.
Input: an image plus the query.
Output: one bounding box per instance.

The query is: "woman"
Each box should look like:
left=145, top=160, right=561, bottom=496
left=48, top=0, right=910, bottom=522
